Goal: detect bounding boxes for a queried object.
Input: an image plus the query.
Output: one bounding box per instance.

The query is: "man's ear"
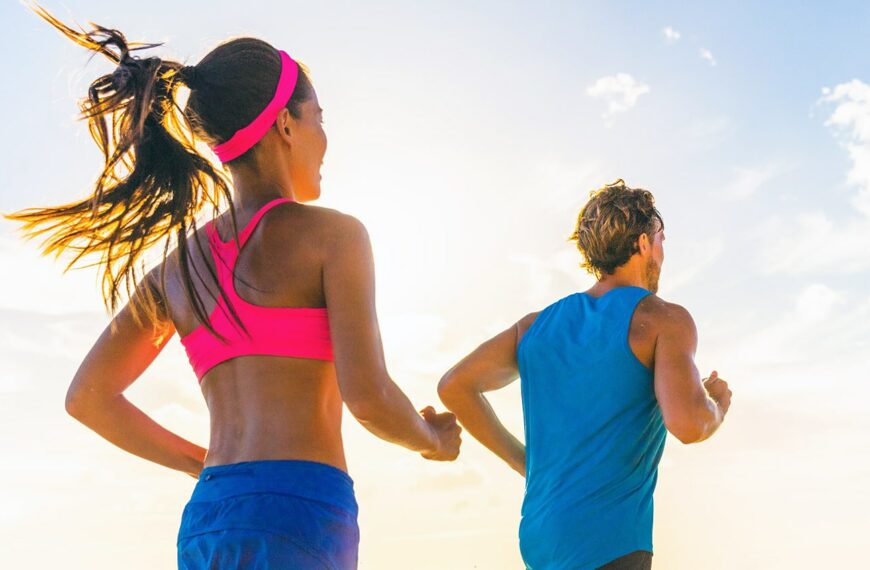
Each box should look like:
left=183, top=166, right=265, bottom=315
left=637, top=232, right=650, bottom=254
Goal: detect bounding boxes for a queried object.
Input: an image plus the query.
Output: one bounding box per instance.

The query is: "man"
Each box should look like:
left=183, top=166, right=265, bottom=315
left=438, top=180, right=732, bottom=570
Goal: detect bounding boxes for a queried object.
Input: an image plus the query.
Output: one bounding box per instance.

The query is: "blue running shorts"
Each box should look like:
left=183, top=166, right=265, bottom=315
left=177, top=460, right=359, bottom=569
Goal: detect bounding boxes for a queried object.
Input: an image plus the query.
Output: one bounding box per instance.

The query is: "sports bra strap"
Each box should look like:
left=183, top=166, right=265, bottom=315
left=204, top=218, right=219, bottom=243
left=236, top=197, right=295, bottom=247
left=205, top=197, right=295, bottom=248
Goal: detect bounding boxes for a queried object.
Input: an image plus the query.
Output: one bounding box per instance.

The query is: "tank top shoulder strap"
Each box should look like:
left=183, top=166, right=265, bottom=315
left=611, top=286, right=653, bottom=342
left=613, top=285, right=653, bottom=306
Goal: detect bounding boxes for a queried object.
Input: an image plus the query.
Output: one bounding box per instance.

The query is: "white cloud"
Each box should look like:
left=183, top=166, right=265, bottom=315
left=0, top=372, right=25, bottom=394
left=510, top=249, right=592, bottom=306
left=0, top=231, right=104, bottom=314
left=720, top=283, right=855, bottom=371
left=380, top=311, right=451, bottom=380
left=659, top=236, right=725, bottom=295
left=724, top=162, right=787, bottom=200
left=795, top=284, right=844, bottom=321
left=822, top=80, right=870, bottom=141
left=700, top=48, right=717, bottom=67
left=533, top=157, right=609, bottom=214
left=759, top=213, right=870, bottom=275
left=677, top=116, right=735, bottom=151
left=662, top=26, right=681, bottom=44
left=821, top=79, right=870, bottom=217
left=586, top=73, right=651, bottom=125
left=759, top=80, right=870, bottom=274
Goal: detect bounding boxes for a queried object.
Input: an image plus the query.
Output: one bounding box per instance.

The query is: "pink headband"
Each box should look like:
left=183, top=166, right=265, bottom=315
left=211, top=50, right=299, bottom=163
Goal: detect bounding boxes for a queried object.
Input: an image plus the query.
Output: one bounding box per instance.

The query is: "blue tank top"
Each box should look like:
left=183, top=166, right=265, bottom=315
left=517, top=286, right=667, bottom=570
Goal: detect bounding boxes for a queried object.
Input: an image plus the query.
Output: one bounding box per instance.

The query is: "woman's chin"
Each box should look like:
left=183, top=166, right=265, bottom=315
left=298, top=185, right=321, bottom=203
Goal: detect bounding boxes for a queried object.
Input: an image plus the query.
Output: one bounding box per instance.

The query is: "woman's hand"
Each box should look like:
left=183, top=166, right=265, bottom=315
left=183, top=447, right=208, bottom=479
left=419, top=406, right=462, bottom=461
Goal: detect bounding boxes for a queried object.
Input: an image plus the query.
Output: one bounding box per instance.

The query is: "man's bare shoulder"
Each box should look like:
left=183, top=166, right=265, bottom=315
left=514, top=311, right=542, bottom=349
left=518, top=311, right=541, bottom=330
left=637, top=294, right=697, bottom=335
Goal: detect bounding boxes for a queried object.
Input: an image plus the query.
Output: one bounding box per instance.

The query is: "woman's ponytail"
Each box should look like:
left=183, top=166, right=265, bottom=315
left=4, top=5, right=233, bottom=340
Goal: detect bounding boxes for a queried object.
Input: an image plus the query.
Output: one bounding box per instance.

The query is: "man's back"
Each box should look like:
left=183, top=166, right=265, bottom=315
left=438, top=180, right=731, bottom=570
left=517, top=286, right=666, bottom=570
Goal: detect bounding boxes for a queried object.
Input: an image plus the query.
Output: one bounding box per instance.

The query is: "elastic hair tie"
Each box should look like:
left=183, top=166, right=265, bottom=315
left=181, top=65, right=199, bottom=87
left=111, top=65, right=134, bottom=90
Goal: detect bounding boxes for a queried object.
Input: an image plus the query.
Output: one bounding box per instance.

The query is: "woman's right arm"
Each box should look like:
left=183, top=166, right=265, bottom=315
left=323, top=213, right=460, bottom=461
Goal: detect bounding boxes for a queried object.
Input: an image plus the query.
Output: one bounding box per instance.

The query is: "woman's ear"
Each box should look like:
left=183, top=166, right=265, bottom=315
left=277, top=108, right=293, bottom=143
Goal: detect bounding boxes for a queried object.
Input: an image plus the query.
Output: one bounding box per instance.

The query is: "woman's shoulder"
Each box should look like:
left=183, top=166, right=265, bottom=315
left=292, top=204, right=370, bottom=246
left=305, top=204, right=364, bottom=223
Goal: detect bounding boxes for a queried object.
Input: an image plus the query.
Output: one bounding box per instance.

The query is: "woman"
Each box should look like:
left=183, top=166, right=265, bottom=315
left=5, top=6, right=461, bottom=569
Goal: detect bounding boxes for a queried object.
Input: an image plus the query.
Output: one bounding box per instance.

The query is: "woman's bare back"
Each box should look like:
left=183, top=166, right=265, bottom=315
left=161, top=201, right=348, bottom=470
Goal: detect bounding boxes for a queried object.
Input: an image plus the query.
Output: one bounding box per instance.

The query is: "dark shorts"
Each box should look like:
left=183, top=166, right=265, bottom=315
left=177, top=460, right=359, bottom=569
left=597, top=550, right=653, bottom=570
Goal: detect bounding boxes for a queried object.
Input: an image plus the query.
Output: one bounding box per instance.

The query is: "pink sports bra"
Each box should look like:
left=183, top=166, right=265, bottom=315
left=180, top=197, right=333, bottom=382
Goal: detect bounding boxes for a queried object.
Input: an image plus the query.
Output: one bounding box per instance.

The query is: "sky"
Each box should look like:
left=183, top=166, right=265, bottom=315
left=1, top=0, right=869, bottom=568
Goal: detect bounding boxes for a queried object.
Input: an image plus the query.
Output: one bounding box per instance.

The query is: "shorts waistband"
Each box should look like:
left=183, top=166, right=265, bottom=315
left=190, top=459, right=357, bottom=515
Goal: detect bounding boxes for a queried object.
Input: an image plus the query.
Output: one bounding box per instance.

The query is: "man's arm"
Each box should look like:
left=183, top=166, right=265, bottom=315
left=653, top=302, right=731, bottom=444
left=437, top=313, right=538, bottom=476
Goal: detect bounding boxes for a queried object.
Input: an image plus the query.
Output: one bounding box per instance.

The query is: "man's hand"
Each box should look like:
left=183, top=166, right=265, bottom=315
left=419, top=406, right=462, bottom=461
left=703, top=370, right=732, bottom=416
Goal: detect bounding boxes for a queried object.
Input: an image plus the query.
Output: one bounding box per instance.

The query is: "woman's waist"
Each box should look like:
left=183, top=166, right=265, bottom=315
left=205, top=428, right=347, bottom=472
left=191, top=458, right=357, bottom=515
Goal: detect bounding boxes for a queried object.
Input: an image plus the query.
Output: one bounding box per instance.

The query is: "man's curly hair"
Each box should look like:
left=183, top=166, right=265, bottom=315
left=569, top=179, right=663, bottom=278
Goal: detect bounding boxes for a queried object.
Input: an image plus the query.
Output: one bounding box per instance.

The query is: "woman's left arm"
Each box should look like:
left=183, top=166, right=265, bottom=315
left=65, top=269, right=207, bottom=478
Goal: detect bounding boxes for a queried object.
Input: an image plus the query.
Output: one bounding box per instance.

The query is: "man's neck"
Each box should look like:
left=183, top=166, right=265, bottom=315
left=585, top=272, right=649, bottom=298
